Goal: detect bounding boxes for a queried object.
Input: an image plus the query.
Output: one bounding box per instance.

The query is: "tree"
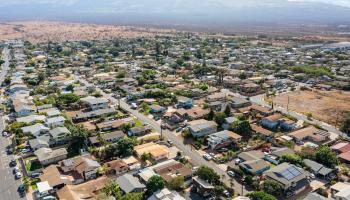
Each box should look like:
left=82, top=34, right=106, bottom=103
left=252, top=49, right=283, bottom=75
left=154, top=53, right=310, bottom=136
left=341, top=112, right=350, bottom=134
left=230, top=120, right=252, bottom=139
left=196, top=166, right=220, bottom=184
left=262, top=180, right=284, bottom=197
left=224, top=105, right=231, bottom=117
left=239, top=72, right=247, bottom=80
left=167, top=176, right=184, bottom=190
left=66, top=84, right=75, bottom=91
left=141, top=152, right=150, bottom=162
left=147, top=175, right=165, bottom=193
left=315, top=145, right=338, bottom=168
left=206, top=109, right=215, bottom=120
left=280, top=154, right=305, bottom=167
left=116, top=136, right=137, bottom=157
left=214, top=112, right=226, bottom=127
left=244, top=175, right=254, bottom=186
left=247, top=191, right=277, bottom=200
left=101, top=180, right=122, bottom=199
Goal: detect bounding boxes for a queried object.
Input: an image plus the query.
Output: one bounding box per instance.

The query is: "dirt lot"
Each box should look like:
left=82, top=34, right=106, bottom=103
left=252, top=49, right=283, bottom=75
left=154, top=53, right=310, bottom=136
left=269, top=90, right=350, bottom=126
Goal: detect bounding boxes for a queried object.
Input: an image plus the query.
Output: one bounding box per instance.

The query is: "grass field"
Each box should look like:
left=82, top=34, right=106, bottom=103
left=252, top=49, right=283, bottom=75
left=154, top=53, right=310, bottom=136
left=268, top=89, right=350, bottom=126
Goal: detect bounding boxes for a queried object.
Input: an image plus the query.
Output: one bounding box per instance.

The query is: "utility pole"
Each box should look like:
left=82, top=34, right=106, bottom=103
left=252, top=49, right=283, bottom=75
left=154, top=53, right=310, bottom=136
left=287, top=95, right=290, bottom=113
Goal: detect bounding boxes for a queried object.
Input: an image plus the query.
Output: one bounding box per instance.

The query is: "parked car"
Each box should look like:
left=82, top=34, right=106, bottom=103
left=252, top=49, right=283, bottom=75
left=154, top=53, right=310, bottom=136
left=21, top=148, right=31, bottom=154
left=217, top=148, right=228, bottom=153
left=203, top=154, right=212, bottom=161
left=223, top=190, right=230, bottom=197
left=13, top=166, right=20, bottom=174
left=235, top=158, right=241, bottom=165
left=31, top=172, right=41, bottom=179
left=9, top=159, right=16, bottom=167
left=227, top=170, right=235, bottom=178
left=175, top=127, right=183, bottom=132
left=7, top=148, right=13, bottom=155
left=2, top=131, right=8, bottom=137
left=15, top=172, right=22, bottom=179
left=167, top=140, right=173, bottom=146
left=18, top=184, right=25, bottom=193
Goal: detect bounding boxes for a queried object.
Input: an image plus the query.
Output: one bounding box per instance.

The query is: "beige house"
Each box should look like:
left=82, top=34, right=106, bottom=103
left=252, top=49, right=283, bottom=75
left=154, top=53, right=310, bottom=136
left=34, top=147, right=67, bottom=166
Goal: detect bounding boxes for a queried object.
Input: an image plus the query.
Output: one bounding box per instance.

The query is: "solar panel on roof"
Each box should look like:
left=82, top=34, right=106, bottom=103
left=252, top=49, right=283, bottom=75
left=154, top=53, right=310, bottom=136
left=288, top=166, right=301, bottom=177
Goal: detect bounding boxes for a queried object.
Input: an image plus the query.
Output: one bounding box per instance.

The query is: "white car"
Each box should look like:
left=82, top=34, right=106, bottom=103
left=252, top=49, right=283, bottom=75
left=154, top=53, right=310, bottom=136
left=235, top=158, right=241, bottom=164
left=15, top=172, right=22, bottom=179
left=203, top=154, right=212, bottom=161
left=227, top=171, right=235, bottom=178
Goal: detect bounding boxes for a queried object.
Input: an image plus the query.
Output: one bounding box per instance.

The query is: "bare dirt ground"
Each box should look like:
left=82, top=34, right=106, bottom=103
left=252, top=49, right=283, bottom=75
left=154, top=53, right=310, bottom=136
left=269, top=90, right=350, bottom=126
left=0, top=21, right=180, bottom=43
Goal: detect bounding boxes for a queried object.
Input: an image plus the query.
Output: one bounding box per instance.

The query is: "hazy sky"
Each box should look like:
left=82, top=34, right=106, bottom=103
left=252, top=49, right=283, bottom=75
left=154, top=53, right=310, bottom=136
left=1, top=0, right=350, bottom=25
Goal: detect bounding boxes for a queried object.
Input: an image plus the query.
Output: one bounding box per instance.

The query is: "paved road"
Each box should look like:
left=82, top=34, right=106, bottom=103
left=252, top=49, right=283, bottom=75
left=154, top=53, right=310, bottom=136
left=76, top=76, right=248, bottom=195
left=0, top=47, right=25, bottom=200
left=250, top=94, right=347, bottom=139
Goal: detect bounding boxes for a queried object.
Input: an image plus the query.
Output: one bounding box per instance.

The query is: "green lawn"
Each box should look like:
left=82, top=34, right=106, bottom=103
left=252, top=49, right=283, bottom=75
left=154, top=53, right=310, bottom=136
left=133, top=119, right=143, bottom=127
left=25, top=159, right=42, bottom=172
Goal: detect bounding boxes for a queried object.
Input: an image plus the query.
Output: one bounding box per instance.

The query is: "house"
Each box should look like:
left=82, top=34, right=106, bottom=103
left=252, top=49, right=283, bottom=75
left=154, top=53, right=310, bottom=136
left=239, top=159, right=270, bottom=175
left=35, top=181, right=53, bottom=199
left=89, top=131, right=125, bottom=146
left=338, top=151, right=350, bottom=164
left=148, top=188, right=186, bottom=200
left=128, top=125, right=152, bottom=137
left=115, top=173, right=146, bottom=194
left=251, top=124, right=274, bottom=140
left=49, top=126, right=71, bottom=145
left=280, top=118, right=297, bottom=131
left=134, top=142, right=170, bottom=161
left=288, top=126, right=330, bottom=144
left=304, top=192, right=332, bottom=200
left=330, top=182, right=350, bottom=199
left=29, top=138, right=50, bottom=151
left=16, top=115, right=46, bottom=124
left=122, top=156, right=141, bottom=170
left=9, top=84, right=28, bottom=93
left=173, top=107, right=210, bottom=121
left=14, top=102, right=36, bottom=117
left=22, top=123, right=50, bottom=137
left=206, top=92, right=226, bottom=102
left=39, top=165, right=82, bottom=189
left=96, top=117, right=134, bottom=131
left=331, top=142, right=350, bottom=154
left=303, top=159, right=335, bottom=179
left=264, top=163, right=310, bottom=196
left=150, top=105, right=167, bottom=114
left=250, top=104, right=274, bottom=116
left=153, top=160, right=192, bottom=184
left=35, top=147, right=68, bottom=166
left=222, top=116, right=239, bottom=130
left=176, top=96, right=193, bottom=109
left=207, top=130, right=242, bottom=150
left=188, top=119, right=218, bottom=138
left=105, top=159, right=129, bottom=175
left=238, top=150, right=265, bottom=162
left=240, top=83, right=261, bottom=95
left=261, top=113, right=283, bottom=130
left=58, top=155, right=101, bottom=181
left=264, top=147, right=294, bottom=165
left=56, top=176, right=110, bottom=200
left=45, top=116, right=66, bottom=128
left=39, top=107, right=61, bottom=118
left=192, top=176, right=215, bottom=197
left=80, top=96, right=109, bottom=110
left=229, top=96, right=251, bottom=108
left=73, top=108, right=117, bottom=122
